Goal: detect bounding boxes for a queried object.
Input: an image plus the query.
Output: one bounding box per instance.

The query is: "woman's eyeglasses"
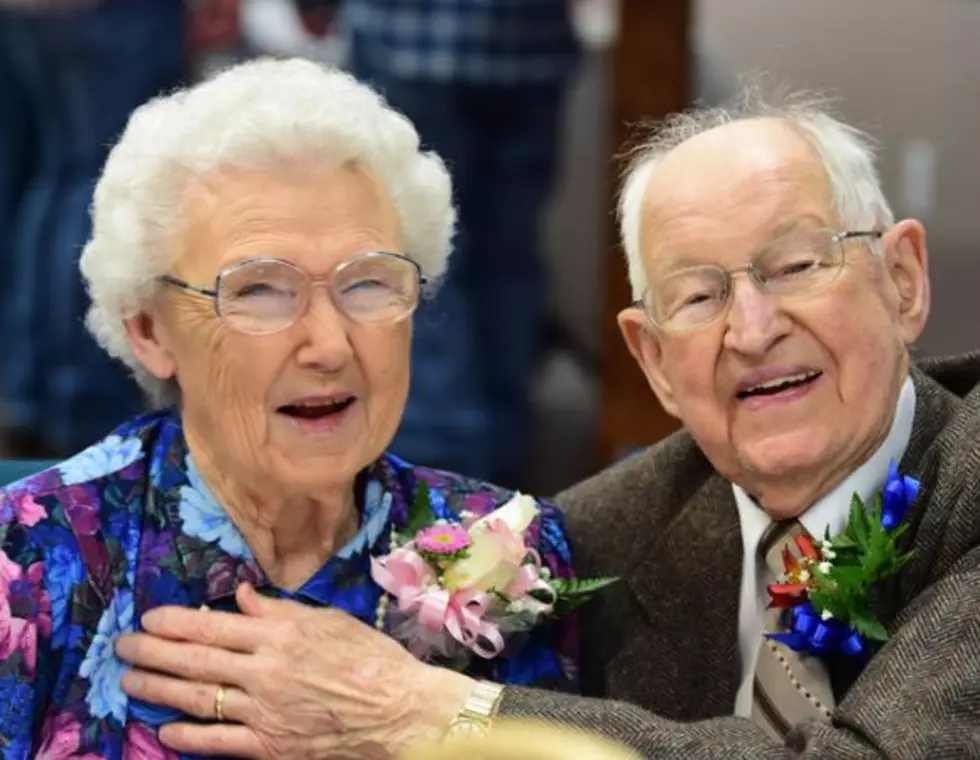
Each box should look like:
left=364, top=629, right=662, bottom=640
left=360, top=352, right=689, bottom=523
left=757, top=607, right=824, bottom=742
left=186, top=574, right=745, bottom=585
left=159, top=251, right=426, bottom=335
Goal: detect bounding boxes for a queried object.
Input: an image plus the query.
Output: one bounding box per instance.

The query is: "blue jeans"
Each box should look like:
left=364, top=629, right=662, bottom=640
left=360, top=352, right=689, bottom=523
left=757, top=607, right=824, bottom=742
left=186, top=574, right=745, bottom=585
left=352, top=55, right=566, bottom=483
left=0, top=0, right=184, bottom=455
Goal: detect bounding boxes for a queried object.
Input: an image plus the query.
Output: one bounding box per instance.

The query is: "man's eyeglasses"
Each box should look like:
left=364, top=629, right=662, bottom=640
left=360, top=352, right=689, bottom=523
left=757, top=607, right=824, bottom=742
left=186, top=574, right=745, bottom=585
left=159, top=251, right=426, bottom=336
left=633, top=229, right=883, bottom=333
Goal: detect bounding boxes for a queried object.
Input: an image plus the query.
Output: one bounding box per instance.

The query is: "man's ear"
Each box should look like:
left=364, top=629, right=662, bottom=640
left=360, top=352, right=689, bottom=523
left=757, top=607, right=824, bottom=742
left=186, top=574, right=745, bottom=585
left=617, top=306, right=681, bottom=418
left=123, top=310, right=178, bottom=381
left=882, top=219, right=930, bottom=344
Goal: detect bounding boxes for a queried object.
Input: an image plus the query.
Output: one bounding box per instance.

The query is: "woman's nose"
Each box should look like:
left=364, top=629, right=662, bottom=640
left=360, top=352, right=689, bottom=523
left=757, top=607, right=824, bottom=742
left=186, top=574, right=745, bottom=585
left=295, top=289, right=355, bottom=372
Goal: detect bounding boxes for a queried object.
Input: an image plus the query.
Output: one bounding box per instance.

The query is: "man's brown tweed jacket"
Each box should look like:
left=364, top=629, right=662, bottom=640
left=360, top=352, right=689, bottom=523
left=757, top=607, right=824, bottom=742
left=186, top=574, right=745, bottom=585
left=499, top=352, right=980, bottom=758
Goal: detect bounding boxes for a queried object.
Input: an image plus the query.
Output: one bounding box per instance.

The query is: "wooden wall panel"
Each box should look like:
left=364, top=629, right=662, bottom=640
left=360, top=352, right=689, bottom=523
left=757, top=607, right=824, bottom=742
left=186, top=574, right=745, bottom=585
left=597, top=0, right=690, bottom=465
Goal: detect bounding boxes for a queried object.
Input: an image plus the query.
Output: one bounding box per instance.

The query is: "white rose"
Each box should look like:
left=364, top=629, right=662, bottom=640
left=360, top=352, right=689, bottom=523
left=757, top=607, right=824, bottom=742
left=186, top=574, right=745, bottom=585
left=442, top=525, right=527, bottom=593
left=469, top=493, right=540, bottom=535
left=442, top=494, right=540, bottom=593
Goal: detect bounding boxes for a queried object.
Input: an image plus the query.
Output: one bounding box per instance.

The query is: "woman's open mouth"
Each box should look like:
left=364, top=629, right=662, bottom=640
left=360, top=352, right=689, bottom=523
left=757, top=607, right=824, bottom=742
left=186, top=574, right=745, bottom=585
left=277, top=396, right=357, bottom=430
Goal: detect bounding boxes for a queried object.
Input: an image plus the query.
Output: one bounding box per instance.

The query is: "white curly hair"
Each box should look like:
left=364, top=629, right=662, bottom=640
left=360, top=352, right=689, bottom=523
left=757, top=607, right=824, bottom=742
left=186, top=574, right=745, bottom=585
left=618, top=87, right=895, bottom=301
left=80, top=57, right=456, bottom=404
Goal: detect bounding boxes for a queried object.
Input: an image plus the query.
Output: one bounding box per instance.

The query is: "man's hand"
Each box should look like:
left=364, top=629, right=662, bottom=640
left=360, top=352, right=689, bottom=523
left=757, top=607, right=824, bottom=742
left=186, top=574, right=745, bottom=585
left=115, top=583, right=476, bottom=759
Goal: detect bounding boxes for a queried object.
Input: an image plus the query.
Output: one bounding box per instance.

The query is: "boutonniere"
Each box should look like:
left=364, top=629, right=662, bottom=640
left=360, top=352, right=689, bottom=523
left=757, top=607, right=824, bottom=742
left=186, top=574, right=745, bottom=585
left=765, top=461, right=920, bottom=658
left=370, top=483, right=616, bottom=666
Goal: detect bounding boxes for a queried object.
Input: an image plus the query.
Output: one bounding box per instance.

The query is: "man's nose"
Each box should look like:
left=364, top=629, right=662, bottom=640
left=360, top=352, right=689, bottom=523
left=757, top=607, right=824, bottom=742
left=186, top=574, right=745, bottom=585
left=722, top=276, right=791, bottom=357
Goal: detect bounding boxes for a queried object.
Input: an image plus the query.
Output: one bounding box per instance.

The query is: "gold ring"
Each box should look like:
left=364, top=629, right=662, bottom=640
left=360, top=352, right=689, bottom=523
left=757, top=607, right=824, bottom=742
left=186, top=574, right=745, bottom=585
left=214, top=685, right=226, bottom=722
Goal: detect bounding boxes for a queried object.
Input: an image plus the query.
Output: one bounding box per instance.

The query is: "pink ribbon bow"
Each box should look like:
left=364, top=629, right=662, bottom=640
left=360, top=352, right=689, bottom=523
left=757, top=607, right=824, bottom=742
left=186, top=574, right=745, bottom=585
left=371, top=546, right=505, bottom=659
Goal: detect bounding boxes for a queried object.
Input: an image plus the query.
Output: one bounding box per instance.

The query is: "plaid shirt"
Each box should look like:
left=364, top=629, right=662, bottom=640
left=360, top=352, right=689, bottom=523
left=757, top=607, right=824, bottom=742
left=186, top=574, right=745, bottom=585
left=343, top=0, right=579, bottom=85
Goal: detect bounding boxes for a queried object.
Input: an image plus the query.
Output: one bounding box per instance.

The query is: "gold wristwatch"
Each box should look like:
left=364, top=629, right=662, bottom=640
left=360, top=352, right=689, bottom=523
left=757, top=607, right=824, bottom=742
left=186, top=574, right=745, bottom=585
left=444, top=681, right=505, bottom=739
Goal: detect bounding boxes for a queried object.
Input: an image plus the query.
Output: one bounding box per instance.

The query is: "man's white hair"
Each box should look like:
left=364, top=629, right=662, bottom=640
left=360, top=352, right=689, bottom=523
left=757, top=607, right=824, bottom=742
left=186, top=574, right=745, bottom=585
left=81, top=57, right=455, bottom=402
left=618, top=88, right=896, bottom=300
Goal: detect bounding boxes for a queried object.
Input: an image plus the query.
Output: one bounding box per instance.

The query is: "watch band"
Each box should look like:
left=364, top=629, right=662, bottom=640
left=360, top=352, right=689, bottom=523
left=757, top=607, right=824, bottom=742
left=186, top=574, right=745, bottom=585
left=444, top=681, right=505, bottom=739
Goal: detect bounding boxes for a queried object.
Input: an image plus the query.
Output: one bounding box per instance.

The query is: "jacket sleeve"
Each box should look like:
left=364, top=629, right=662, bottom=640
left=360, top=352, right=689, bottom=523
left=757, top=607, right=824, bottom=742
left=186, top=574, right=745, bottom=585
left=496, top=544, right=980, bottom=759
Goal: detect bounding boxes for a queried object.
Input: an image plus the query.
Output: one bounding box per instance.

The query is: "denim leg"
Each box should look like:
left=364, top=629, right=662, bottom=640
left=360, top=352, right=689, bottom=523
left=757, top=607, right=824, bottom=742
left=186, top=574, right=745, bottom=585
left=466, top=84, right=566, bottom=483
left=1, top=0, right=185, bottom=454
left=351, top=56, right=493, bottom=477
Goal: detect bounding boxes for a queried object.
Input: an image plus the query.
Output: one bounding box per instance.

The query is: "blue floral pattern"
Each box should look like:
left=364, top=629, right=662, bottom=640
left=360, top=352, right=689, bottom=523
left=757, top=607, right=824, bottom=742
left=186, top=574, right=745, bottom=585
left=178, top=456, right=253, bottom=560
left=57, top=435, right=144, bottom=486
left=0, top=408, right=578, bottom=758
left=79, top=590, right=134, bottom=723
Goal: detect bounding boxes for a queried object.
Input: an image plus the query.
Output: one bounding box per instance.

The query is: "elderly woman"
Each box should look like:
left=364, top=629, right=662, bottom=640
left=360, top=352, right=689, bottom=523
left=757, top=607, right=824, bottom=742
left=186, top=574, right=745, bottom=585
left=0, top=59, right=581, bottom=758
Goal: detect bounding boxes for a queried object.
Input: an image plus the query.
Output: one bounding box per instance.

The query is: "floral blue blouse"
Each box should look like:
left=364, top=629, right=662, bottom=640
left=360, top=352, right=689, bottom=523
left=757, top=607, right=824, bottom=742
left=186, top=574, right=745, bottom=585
left=0, top=409, right=578, bottom=759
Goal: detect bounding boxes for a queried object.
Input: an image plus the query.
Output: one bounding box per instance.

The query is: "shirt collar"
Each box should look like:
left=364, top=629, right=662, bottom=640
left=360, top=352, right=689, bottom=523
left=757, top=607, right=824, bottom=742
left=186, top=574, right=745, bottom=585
left=733, top=376, right=916, bottom=550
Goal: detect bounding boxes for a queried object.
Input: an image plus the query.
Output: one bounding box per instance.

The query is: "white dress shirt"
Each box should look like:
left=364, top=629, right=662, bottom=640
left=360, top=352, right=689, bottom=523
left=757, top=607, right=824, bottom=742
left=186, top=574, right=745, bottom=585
left=731, top=377, right=916, bottom=717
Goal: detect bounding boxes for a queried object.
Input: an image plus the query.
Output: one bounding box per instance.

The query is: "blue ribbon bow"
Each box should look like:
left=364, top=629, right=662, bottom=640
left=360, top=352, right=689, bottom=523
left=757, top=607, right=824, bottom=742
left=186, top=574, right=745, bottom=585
left=881, top=460, right=920, bottom=530
left=766, top=603, right=867, bottom=658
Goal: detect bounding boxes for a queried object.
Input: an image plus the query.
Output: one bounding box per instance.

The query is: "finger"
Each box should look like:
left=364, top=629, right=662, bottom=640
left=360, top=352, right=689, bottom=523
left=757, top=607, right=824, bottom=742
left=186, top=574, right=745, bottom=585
left=140, top=605, right=268, bottom=652
left=159, top=721, right=264, bottom=758
left=121, top=669, right=255, bottom=724
left=236, top=583, right=312, bottom=620
left=115, top=632, right=251, bottom=688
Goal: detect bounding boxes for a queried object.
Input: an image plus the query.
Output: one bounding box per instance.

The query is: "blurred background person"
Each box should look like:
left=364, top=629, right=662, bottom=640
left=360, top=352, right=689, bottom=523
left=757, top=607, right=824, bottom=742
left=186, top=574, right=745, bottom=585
left=0, top=0, right=186, bottom=458
left=342, top=0, right=582, bottom=487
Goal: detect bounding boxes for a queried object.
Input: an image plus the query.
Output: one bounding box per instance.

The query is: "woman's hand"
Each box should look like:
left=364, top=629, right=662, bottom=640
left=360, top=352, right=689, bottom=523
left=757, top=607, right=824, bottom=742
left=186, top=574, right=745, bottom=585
left=115, top=583, right=476, bottom=759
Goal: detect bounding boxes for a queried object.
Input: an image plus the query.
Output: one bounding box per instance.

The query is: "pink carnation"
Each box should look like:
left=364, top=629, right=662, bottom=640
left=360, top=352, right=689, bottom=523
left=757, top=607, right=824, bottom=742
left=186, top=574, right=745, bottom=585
left=415, top=525, right=471, bottom=555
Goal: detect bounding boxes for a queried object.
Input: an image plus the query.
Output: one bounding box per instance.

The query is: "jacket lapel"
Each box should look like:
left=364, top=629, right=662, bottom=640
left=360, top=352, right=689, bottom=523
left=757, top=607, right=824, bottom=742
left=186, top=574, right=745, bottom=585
left=902, top=366, right=957, bottom=480
left=883, top=367, right=957, bottom=610
left=831, top=367, right=958, bottom=697
left=607, top=474, right=743, bottom=720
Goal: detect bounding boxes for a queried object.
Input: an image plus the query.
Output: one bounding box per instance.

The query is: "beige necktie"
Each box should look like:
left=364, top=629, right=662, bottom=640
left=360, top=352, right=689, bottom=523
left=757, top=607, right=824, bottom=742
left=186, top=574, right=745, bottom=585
left=751, top=520, right=835, bottom=739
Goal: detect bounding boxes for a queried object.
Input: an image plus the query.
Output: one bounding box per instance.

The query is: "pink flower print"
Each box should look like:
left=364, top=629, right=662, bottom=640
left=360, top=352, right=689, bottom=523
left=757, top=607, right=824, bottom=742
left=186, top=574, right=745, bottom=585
left=0, top=592, right=36, bottom=673
left=2, top=553, right=51, bottom=637
left=35, top=712, right=103, bottom=759
left=462, top=492, right=497, bottom=518
left=0, top=549, right=20, bottom=587
left=124, top=723, right=179, bottom=760
left=0, top=488, right=48, bottom=527
left=0, top=550, right=49, bottom=675
left=62, top=487, right=102, bottom=536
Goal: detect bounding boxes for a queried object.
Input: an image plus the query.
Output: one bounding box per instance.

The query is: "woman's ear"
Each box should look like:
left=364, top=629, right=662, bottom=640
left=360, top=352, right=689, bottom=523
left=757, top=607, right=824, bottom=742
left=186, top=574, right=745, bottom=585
left=617, top=306, right=680, bottom=418
left=123, top=310, right=178, bottom=381
left=882, top=219, right=930, bottom=344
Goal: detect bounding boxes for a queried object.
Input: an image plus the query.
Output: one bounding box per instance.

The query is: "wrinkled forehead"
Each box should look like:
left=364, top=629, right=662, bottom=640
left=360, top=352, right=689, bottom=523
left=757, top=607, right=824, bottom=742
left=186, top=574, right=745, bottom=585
left=174, top=160, right=402, bottom=278
left=638, top=120, right=836, bottom=277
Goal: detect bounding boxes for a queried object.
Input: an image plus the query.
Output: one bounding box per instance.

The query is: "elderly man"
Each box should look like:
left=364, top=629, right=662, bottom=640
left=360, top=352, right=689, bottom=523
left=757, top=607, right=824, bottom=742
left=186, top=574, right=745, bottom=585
left=113, top=90, right=980, bottom=758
